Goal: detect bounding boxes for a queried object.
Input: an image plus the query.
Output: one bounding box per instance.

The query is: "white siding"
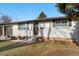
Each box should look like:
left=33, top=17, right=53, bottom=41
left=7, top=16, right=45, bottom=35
left=38, top=21, right=78, bottom=39
left=12, top=20, right=79, bottom=40
left=13, top=24, right=19, bottom=36
left=27, top=23, right=33, bottom=37
left=13, top=24, right=27, bottom=36
left=13, top=23, right=34, bottom=37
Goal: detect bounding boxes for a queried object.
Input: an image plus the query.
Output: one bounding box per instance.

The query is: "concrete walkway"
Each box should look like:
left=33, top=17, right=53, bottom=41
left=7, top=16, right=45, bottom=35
left=0, top=35, right=40, bottom=52
left=0, top=36, right=11, bottom=40
left=11, top=35, right=40, bottom=45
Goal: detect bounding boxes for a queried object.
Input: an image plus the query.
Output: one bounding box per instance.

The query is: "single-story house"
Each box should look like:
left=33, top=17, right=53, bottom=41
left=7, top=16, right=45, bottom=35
left=0, top=16, right=79, bottom=41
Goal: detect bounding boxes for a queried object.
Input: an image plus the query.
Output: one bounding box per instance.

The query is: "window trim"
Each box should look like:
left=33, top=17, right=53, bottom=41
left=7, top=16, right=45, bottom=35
left=18, top=24, right=28, bottom=30
left=53, top=19, right=71, bottom=28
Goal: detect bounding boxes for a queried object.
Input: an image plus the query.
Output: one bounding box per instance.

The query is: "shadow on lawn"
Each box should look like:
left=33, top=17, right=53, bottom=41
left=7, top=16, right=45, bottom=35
left=0, top=41, right=40, bottom=52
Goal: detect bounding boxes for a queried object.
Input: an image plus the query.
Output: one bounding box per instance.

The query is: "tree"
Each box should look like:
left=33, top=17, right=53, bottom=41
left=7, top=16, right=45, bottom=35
left=0, top=15, right=11, bottom=23
left=36, top=12, right=47, bottom=41
left=56, top=3, right=79, bottom=45
left=56, top=3, right=79, bottom=19
left=37, top=12, right=47, bottom=20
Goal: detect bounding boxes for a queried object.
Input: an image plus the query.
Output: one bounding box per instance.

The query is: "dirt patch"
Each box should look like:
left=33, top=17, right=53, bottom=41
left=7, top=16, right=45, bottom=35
left=54, top=40, right=76, bottom=46
left=46, top=48, right=79, bottom=56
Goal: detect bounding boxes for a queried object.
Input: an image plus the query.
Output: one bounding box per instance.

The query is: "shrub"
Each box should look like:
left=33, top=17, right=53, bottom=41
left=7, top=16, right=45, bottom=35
left=11, top=36, right=17, bottom=40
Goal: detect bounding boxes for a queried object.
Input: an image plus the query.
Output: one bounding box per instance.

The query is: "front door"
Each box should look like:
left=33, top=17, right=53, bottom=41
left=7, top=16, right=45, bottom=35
left=33, top=22, right=38, bottom=36
left=0, top=27, right=3, bottom=36
left=4, top=26, right=12, bottom=36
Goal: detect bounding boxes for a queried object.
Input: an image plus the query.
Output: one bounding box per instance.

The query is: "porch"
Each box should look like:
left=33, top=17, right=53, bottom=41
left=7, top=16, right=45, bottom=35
left=0, top=25, right=13, bottom=40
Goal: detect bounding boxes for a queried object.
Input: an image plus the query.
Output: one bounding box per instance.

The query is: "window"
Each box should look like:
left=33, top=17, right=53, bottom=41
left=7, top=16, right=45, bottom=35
left=53, top=20, right=68, bottom=27
left=18, top=24, right=28, bottom=30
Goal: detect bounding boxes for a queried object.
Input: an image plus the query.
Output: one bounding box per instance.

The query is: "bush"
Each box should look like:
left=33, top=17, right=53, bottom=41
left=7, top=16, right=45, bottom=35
left=11, top=36, right=17, bottom=40
left=18, top=36, right=27, bottom=40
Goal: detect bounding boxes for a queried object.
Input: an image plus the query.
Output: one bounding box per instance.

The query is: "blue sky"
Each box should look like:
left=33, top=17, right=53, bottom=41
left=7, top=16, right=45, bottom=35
left=0, top=3, right=64, bottom=21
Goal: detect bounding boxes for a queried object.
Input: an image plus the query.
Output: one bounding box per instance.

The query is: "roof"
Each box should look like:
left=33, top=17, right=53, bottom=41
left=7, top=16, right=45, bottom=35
left=0, top=16, right=69, bottom=25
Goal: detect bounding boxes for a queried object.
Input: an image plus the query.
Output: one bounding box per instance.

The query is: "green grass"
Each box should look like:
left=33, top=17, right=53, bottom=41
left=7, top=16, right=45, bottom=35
left=0, top=40, right=79, bottom=56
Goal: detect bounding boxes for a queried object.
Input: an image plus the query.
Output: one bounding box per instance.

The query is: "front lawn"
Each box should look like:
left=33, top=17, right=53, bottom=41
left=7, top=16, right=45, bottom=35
left=0, top=41, right=14, bottom=48
left=0, top=40, right=79, bottom=56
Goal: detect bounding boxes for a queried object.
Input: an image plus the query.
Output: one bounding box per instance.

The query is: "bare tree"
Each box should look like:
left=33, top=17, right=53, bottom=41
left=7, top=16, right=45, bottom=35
left=0, top=15, right=11, bottom=23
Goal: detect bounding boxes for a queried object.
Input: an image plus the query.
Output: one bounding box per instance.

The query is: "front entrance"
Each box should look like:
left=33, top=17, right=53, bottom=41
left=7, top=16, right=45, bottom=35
left=4, top=26, right=12, bottom=36
left=0, top=27, right=3, bottom=36
left=33, top=22, right=38, bottom=36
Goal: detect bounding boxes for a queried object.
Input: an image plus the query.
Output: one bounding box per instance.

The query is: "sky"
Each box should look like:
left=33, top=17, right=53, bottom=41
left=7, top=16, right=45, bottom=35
left=0, top=3, right=64, bottom=21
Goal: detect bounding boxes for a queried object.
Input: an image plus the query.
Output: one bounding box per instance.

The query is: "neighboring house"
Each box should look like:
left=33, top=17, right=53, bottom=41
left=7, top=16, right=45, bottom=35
left=0, top=16, right=79, bottom=40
